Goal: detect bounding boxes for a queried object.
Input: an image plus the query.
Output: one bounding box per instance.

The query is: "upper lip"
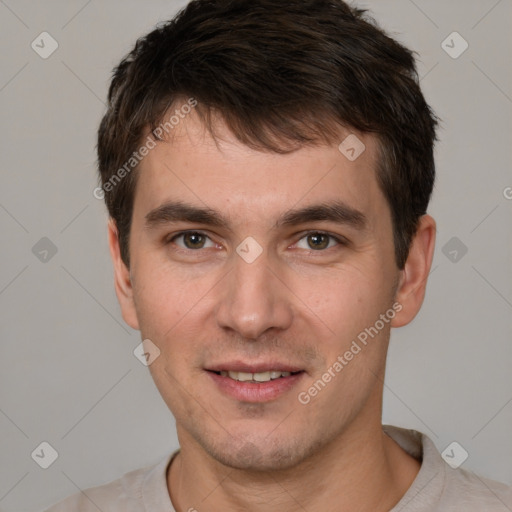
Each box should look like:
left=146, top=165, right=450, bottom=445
left=206, top=361, right=304, bottom=373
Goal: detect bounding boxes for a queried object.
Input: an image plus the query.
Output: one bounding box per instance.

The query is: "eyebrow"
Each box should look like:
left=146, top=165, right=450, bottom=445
left=144, top=199, right=368, bottom=232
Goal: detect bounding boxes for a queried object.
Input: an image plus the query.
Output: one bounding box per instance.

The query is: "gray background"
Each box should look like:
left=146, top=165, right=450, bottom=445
left=0, top=0, right=511, bottom=510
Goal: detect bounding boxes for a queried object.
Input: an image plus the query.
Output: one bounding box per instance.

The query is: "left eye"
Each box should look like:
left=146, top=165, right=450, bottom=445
left=295, top=232, right=342, bottom=251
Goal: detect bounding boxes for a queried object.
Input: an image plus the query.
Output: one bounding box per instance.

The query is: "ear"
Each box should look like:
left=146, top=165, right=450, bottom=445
left=391, top=214, right=436, bottom=328
left=107, top=218, right=140, bottom=331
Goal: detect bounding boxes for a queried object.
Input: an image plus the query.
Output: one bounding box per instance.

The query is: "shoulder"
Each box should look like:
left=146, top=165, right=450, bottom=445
left=438, top=465, right=512, bottom=510
left=43, top=452, right=176, bottom=512
left=383, top=424, right=512, bottom=511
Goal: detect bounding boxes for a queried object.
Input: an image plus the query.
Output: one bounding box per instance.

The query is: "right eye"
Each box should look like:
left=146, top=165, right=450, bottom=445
left=167, top=231, right=217, bottom=250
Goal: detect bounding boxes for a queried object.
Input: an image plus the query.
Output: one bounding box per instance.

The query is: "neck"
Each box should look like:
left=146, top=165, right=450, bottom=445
left=167, top=406, right=421, bottom=512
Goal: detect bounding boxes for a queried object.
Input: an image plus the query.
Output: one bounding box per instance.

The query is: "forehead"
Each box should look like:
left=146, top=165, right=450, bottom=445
left=132, top=111, right=386, bottom=231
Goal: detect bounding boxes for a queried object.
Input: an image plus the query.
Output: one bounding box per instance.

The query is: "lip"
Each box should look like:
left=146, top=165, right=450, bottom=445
left=205, top=360, right=304, bottom=374
left=206, top=369, right=305, bottom=403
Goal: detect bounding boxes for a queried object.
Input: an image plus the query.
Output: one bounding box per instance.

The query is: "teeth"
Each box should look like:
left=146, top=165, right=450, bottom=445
left=222, top=370, right=295, bottom=382
left=235, top=371, right=253, bottom=382
left=253, top=371, right=271, bottom=382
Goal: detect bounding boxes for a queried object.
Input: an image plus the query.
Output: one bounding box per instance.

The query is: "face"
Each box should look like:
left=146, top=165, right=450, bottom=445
left=110, top=110, right=429, bottom=471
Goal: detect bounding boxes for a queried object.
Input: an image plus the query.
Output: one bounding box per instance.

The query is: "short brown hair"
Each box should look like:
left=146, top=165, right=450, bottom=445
left=97, top=0, right=439, bottom=270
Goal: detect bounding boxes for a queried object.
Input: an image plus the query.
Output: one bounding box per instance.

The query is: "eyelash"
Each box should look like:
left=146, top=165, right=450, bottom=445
left=165, top=230, right=347, bottom=254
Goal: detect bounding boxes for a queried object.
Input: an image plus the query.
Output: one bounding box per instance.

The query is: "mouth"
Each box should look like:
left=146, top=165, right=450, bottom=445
left=205, top=363, right=306, bottom=402
left=209, top=369, right=303, bottom=382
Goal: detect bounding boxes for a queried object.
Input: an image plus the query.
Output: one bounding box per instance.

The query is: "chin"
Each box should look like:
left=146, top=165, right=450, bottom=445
left=198, top=431, right=317, bottom=472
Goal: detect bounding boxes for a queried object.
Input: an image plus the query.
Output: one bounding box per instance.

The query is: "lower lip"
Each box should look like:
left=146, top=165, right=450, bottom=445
left=207, top=371, right=305, bottom=402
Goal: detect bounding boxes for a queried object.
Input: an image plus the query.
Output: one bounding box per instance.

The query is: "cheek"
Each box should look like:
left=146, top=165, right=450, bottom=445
left=132, top=258, right=202, bottom=333
left=294, top=266, right=383, bottom=338
left=132, top=262, right=213, bottom=365
left=134, top=280, right=176, bottom=335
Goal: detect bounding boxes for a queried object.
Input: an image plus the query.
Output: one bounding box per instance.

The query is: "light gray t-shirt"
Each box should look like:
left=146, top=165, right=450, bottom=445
left=43, top=424, right=512, bottom=511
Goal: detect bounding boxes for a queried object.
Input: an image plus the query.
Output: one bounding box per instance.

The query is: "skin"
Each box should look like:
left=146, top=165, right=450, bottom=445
left=108, top=108, right=436, bottom=512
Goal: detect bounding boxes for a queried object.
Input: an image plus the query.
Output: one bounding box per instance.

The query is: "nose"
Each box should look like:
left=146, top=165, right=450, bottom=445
left=215, top=244, right=294, bottom=340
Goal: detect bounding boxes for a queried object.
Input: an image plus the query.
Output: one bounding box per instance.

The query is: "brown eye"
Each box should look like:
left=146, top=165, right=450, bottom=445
left=184, top=233, right=205, bottom=248
left=307, top=233, right=330, bottom=250
left=169, top=231, right=214, bottom=250
left=295, top=232, right=343, bottom=251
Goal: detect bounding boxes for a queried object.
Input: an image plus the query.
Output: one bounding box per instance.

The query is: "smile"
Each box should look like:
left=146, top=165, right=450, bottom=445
left=213, top=370, right=302, bottom=382
left=206, top=367, right=306, bottom=402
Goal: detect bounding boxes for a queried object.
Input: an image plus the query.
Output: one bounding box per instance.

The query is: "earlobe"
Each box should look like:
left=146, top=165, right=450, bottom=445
left=391, top=214, right=436, bottom=328
left=107, top=219, right=140, bottom=331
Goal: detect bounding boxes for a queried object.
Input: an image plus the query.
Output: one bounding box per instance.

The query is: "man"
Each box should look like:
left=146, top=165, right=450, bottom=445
left=46, top=0, right=511, bottom=510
